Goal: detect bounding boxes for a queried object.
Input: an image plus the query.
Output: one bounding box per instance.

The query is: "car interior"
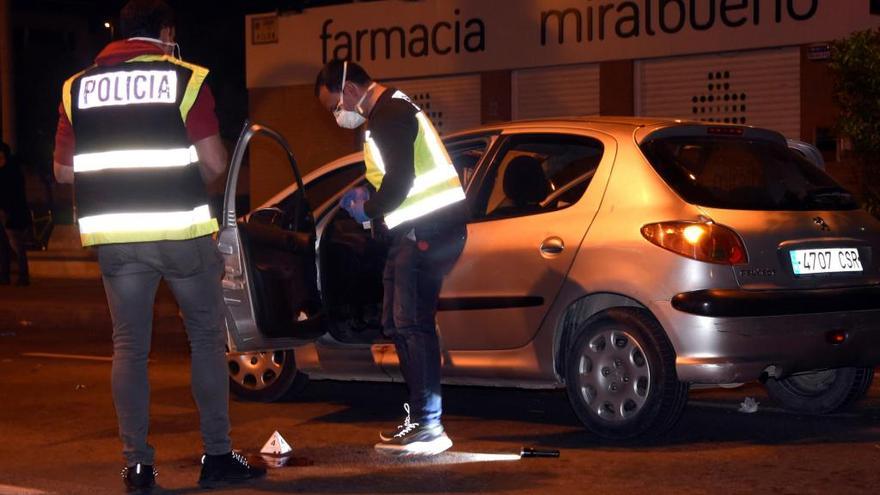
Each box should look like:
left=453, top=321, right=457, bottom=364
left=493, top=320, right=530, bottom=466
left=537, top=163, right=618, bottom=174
left=477, top=138, right=604, bottom=221
left=238, top=195, right=325, bottom=340
left=488, top=154, right=551, bottom=218
left=646, top=138, right=855, bottom=211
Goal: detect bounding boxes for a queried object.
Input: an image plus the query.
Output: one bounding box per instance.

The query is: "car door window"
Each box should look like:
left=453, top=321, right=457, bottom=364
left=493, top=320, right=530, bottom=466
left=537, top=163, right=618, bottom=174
left=271, top=162, right=365, bottom=220
left=445, top=136, right=493, bottom=189
left=303, top=162, right=366, bottom=210
left=473, top=134, right=604, bottom=221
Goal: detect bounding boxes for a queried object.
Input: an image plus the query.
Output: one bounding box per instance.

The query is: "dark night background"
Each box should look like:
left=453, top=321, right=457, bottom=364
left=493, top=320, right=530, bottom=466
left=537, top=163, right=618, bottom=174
left=9, top=0, right=373, bottom=182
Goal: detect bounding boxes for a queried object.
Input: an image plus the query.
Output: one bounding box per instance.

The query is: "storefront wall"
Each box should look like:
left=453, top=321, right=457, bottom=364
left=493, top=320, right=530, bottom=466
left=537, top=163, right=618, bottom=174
left=636, top=47, right=801, bottom=138
left=245, top=1, right=880, bottom=205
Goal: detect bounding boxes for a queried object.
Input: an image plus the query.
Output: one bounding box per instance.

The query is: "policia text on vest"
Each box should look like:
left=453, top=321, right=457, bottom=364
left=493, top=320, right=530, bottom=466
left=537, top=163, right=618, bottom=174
left=62, top=55, right=217, bottom=247
left=78, top=70, right=177, bottom=109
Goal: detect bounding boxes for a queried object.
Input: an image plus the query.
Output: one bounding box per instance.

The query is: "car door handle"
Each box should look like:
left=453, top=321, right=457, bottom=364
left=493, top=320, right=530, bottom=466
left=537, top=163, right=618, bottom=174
left=540, top=237, right=565, bottom=256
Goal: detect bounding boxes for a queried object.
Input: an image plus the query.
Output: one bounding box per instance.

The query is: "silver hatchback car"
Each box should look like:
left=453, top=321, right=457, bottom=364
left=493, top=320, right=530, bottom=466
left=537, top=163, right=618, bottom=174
left=219, top=118, right=880, bottom=439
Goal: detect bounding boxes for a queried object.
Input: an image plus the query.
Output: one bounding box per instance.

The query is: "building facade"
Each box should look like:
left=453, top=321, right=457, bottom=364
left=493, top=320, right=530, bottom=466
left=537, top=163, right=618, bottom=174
left=246, top=0, right=880, bottom=205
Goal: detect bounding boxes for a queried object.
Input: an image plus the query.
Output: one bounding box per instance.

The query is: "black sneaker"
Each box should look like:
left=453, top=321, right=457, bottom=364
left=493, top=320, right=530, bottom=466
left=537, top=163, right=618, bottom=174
left=374, top=423, right=453, bottom=456
left=198, top=451, right=266, bottom=488
left=379, top=403, right=415, bottom=442
left=121, top=463, right=156, bottom=493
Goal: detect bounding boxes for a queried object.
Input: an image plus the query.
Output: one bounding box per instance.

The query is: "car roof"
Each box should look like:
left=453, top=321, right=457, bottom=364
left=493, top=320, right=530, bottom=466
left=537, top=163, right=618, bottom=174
left=443, top=115, right=697, bottom=139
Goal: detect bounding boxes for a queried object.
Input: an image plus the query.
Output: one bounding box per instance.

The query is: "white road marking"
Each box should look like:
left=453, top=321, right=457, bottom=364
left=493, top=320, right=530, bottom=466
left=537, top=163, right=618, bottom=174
left=21, top=352, right=113, bottom=362
left=0, top=484, right=49, bottom=495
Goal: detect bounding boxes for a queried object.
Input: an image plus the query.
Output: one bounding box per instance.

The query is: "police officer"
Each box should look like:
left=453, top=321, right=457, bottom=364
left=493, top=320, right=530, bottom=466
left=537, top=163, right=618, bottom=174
left=315, top=60, right=467, bottom=456
left=53, top=1, right=264, bottom=490
left=0, top=141, right=30, bottom=286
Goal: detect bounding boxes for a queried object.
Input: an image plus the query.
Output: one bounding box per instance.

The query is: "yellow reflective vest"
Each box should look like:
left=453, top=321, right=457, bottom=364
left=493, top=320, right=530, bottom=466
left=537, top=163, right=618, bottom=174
left=62, top=54, right=217, bottom=247
left=363, top=90, right=465, bottom=229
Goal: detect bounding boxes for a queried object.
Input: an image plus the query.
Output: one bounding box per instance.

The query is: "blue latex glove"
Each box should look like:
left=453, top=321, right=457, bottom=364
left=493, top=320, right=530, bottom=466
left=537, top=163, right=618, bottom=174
left=340, top=186, right=369, bottom=209
left=340, top=187, right=371, bottom=223
left=348, top=199, right=370, bottom=224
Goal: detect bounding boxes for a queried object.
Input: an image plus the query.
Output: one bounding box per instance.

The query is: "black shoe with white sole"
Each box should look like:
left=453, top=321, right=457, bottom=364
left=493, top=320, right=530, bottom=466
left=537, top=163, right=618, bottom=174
left=379, top=403, right=416, bottom=442
left=198, top=451, right=266, bottom=488
left=121, top=463, right=156, bottom=493
left=375, top=423, right=453, bottom=456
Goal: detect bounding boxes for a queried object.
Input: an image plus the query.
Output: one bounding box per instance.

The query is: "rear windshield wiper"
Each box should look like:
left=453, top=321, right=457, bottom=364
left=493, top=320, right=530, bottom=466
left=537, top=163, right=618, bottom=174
left=803, top=186, right=856, bottom=207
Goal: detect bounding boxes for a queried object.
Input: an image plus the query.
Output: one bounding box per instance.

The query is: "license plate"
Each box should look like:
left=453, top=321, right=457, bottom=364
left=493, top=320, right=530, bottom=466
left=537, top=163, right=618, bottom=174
left=789, top=248, right=863, bottom=275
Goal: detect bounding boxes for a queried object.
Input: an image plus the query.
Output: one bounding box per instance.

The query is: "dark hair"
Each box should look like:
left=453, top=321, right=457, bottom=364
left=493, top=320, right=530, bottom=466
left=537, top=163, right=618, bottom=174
left=119, top=0, right=175, bottom=39
left=314, top=60, right=372, bottom=97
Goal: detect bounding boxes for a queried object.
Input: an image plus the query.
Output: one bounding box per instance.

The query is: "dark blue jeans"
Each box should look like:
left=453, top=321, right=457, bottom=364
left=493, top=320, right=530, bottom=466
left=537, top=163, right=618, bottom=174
left=382, top=222, right=466, bottom=428
left=0, top=227, right=28, bottom=283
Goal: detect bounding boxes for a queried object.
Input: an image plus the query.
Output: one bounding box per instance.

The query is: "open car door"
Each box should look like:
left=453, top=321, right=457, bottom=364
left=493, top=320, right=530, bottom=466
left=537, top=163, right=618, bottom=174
left=219, top=122, right=324, bottom=354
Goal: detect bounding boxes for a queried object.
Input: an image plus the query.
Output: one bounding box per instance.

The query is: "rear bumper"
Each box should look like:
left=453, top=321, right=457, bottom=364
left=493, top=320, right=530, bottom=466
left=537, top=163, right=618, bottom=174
left=653, top=293, right=880, bottom=384
left=672, top=285, right=880, bottom=317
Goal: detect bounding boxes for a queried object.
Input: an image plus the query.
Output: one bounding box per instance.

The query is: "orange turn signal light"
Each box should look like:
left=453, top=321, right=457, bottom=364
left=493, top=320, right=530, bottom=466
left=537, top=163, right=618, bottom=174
left=826, top=330, right=847, bottom=345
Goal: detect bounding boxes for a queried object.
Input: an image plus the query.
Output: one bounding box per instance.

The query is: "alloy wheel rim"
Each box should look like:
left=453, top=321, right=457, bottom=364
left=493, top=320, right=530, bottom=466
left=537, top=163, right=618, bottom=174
left=575, top=328, right=652, bottom=423
left=227, top=351, right=286, bottom=391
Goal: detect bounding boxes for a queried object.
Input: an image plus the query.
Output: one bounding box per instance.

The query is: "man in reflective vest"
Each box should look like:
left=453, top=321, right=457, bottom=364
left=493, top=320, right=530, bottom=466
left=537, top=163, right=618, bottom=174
left=316, top=60, right=468, bottom=456
left=53, top=0, right=265, bottom=490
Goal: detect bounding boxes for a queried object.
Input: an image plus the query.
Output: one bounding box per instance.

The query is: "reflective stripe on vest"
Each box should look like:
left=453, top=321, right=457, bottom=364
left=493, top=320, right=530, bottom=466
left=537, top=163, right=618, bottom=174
left=78, top=205, right=218, bottom=246
left=73, top=145, right=198, bottom=173
left=384, top=182, right=466, bottom=229
left=364, top=92, right=464, bottom=229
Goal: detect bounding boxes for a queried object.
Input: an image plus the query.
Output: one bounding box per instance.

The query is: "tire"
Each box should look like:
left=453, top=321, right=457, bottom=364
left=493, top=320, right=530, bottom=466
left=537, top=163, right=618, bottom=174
left=228, top=349, right=309, bottom=402
left=765, top=366, right=874, bottom=415
left=565, top=308, right=689, bottom=440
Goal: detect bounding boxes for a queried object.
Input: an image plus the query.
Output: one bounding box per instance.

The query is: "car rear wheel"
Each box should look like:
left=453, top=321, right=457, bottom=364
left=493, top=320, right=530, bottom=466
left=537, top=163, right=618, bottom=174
left=565, top=308, right=689, bottom=440
left=765, top=366, right=874, bottom=415
left=227, top=349, right=308, bottom=402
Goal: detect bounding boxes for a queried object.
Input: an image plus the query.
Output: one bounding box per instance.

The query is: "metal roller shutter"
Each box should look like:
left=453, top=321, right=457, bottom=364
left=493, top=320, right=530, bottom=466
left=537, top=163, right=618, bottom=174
left=384, top=74, right=481, bottom=135
left=636, top=47, right=801, bottom=138
left=513, top=64, right=600, bottom=120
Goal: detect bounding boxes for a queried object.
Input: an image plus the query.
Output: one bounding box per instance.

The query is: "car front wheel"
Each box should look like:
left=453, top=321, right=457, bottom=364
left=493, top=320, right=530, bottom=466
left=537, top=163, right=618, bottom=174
left=765, top=366, right=874, bottom=415
left=227, top=349, right=308, bottom=402
left=565, top=308, right=689, bottom=440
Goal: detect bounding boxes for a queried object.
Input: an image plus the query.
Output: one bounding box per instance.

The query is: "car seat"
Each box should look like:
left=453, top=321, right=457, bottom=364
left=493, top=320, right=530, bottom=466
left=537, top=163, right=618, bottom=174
left=490, top=155, right=551, bottom=217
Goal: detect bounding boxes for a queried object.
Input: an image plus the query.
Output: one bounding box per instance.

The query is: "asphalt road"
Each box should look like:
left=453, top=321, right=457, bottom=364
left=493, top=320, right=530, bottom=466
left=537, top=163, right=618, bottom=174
left=1, top=279, right=880, bottom=494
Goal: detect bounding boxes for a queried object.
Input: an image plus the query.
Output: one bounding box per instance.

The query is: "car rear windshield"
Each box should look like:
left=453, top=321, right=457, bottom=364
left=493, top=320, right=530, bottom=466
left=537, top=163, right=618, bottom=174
left=640, top=136, right=858, bottom=211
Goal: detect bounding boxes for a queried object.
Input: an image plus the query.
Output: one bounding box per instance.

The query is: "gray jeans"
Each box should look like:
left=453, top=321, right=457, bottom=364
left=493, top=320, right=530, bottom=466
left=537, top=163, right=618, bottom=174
left=97, top=235, right=231, bottom=465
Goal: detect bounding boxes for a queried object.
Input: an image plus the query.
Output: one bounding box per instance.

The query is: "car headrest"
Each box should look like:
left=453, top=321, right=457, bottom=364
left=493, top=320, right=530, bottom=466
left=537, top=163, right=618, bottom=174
left=503, top=155, right=550, bottom=207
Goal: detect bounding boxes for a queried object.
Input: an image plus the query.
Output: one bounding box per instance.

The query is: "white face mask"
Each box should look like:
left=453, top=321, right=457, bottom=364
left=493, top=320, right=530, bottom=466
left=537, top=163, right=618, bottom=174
left=333, top=62, right=373, bottom=129
left=334, top=105, right=366, bottom=129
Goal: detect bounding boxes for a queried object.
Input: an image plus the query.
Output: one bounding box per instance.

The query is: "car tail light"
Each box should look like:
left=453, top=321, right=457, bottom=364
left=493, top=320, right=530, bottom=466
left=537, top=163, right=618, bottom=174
left=826, top=330, right=847, bottom=345
left=641, top=221, right=748, bottom=265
